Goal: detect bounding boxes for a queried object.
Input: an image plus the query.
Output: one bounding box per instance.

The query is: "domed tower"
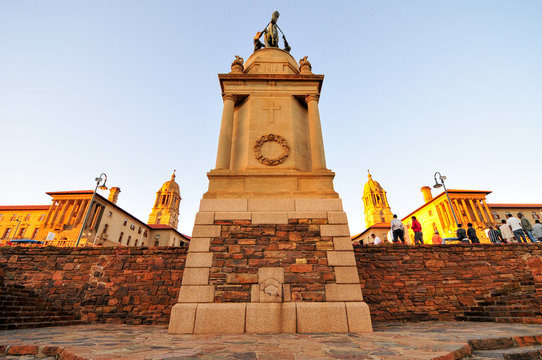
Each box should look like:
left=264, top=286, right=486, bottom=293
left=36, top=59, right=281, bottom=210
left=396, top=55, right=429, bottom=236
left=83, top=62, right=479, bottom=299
left=148, top=171, right=181, bottom=229
left=363, top=171, right=393, bottom=228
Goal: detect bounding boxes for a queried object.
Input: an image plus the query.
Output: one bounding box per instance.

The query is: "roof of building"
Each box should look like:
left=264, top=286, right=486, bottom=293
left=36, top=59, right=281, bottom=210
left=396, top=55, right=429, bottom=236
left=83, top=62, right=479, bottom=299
left=148, top=224, right=191, bottom=241
left=46, top=190, right=94, bottom=195
left=0, top=205, right=50, bottom=211
left=488, top=203, right=542, bottom=209
left=351, top=222, right=391, bottom=240
left=401, top=189, right=492, bottom=221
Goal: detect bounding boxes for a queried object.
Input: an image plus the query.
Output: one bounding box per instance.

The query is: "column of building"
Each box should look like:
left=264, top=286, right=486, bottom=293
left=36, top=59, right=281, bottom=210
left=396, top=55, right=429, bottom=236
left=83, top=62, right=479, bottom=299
left=306, top=94, right=326, bottom=170
left=215, top=94, right=236, bottom=170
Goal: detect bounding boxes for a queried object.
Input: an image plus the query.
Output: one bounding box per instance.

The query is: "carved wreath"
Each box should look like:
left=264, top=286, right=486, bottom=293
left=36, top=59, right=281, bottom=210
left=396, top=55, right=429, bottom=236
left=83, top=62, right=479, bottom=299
left=253, top=134, right=290, bottom=166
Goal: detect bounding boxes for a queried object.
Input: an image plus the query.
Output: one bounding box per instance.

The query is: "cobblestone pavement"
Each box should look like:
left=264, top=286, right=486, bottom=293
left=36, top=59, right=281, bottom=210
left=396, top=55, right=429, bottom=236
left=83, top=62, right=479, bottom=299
left=1, top=322, right=542, bottom=359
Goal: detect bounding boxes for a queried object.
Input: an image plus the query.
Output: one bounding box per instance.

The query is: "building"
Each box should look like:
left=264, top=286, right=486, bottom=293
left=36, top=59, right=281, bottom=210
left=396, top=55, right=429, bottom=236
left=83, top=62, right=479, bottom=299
left=353, top=172, right=400, bottom=245
left=488, top=204, right=542, bottom=224
left=355, top=177, right=542, bottom=245
left=401, top=187, right=494, bottom=243
left=0, top=172, right=189, bottom=247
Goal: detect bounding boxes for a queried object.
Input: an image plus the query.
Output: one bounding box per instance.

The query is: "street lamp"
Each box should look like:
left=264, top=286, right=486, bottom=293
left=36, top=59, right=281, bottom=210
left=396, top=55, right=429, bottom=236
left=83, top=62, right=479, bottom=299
left=75, top=173, right=108, bottom=247
left=433, top=171, right=459, bottom=227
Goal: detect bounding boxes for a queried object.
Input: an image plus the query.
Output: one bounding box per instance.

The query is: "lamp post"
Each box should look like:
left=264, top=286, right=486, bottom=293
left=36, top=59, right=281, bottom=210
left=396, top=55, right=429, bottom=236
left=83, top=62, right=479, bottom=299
left=75, top=173, right=108, bottom=247
left=433, top=171, right=459, bottom=227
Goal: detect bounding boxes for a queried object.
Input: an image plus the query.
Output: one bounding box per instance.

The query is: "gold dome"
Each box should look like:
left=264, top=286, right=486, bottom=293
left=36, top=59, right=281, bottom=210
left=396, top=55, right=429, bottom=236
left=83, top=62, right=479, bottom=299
left=363, top=171, right=384, bottom=195
left=160, top=171, right=180, bottom=193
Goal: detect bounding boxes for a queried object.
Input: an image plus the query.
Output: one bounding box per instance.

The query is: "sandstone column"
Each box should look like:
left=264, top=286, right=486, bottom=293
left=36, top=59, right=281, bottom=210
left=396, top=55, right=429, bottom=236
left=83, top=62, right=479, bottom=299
left=215, top=94, right=237, bottom=169
left=483, top=200, right=495, bottom=223
left=306, top=94, right=326, bottom=170
left=468, top=199, right=481, bottom=222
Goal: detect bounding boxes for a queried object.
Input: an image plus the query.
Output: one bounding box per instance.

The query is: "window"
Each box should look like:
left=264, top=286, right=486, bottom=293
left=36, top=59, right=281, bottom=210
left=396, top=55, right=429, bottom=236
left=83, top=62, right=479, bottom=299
left=138, top=227, right=142, bottom=234
left=428, top=210, right=433, bottom=216
left=2, top=228, right=11, bottom=239
left=31, top=228, right=39, bottom=239
left=10, top=215, right=17, bottom=221
left=118, top=232, right=124, bottom=242
left=108, top=211, right=112, bottom=217
left=134, top=239, right=138, bottom=246
left=18, top=227, right=26, bottom=237
left=123, top=219, right=127, bottom=226
left=154, top=240, right=159, bottom=246
left=130, top=223, right=135, bottom=230
left=143, top=230, right=148, bottom=238
left=492, top=212, right=500, bottom=220
left=103, top=224, right=109, bottom=234
left=126, top=236, right=131, bottom=246
left=24, top=214, right=31, bottom=221
left=39, top=214, right=45, bottom=221
left=533, top=212, right=540, bottom=220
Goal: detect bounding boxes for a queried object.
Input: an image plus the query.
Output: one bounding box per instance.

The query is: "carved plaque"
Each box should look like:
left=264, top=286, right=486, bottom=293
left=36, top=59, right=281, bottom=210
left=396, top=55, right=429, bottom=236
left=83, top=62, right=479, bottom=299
left=253, top=134, right=290, bottom=166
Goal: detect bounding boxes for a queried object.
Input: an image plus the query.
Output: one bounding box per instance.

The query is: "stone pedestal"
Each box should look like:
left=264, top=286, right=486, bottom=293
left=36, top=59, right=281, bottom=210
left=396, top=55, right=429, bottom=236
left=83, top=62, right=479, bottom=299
left=168, top=48, right=372, bottom=333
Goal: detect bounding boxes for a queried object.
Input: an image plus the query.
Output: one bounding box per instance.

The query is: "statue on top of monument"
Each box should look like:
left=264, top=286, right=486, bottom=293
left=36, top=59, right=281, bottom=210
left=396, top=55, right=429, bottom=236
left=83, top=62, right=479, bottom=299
left=253, top=11, right=291, bottom=53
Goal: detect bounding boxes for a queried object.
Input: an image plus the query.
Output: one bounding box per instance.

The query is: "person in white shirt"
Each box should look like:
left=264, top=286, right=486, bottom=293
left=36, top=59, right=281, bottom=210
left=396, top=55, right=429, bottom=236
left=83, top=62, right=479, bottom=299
left=371, top=234, right=382, bottom=245
left=507, top=214, right=527, bottom=243
left=387, top=230, right=394, bottom=244
left=500, top=219, right=515, bottom=243
left=390, top=214, right=405, bottom=244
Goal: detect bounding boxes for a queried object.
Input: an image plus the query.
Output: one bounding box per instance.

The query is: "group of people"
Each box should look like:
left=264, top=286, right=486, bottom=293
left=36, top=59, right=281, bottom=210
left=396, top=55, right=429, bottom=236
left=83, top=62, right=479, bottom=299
left=369, top=213, right=542, bottom=245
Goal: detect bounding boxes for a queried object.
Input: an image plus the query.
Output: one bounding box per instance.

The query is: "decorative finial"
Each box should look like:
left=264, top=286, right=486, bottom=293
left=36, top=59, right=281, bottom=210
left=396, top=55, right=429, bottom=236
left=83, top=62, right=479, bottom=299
left=172, top=170, right=176, bottom=180
left=230, top=55, right=244, bottom=73
left=367, top=169, right=372, bottom=180
left=299, top=56, right=312, bottom=74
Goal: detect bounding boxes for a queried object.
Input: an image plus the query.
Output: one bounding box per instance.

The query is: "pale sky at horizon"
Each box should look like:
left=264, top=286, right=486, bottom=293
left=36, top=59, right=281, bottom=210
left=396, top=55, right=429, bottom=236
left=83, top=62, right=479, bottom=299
left=1, top=1, right=541, bottom=236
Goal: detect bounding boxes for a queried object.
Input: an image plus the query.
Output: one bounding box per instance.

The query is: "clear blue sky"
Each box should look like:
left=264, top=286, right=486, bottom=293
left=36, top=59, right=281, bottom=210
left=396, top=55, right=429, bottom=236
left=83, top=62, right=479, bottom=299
left=1, top=1, right=541, bottom=236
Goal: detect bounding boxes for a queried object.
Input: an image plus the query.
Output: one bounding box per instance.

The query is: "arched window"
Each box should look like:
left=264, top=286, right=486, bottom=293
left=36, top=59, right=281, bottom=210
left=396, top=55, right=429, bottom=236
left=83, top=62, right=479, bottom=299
left=126, top=236, right=131, bottom=246
left=103, top=224, right=109, bottom=234
left=134, top=239, right=138, bottom=246
left=154, top=240, right=159, bottom=246
left=118, top=232, right=123, bottom=242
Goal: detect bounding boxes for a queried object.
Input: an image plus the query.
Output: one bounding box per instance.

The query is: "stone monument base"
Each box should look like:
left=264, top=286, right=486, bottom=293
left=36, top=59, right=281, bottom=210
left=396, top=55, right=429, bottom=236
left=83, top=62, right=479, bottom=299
left=168, top=301, right=372, bottom=334
left=168, top=198, right=373, bottom=334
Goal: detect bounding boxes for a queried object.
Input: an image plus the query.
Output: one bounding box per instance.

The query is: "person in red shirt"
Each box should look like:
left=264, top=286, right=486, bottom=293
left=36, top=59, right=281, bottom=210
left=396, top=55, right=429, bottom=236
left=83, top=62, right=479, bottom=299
left=411, top=216, right=424, bottom=245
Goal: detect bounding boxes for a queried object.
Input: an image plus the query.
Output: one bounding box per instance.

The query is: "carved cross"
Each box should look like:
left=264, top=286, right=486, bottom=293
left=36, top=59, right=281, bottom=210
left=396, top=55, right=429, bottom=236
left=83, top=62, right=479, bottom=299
left=261, top=101, right=281, bottom=124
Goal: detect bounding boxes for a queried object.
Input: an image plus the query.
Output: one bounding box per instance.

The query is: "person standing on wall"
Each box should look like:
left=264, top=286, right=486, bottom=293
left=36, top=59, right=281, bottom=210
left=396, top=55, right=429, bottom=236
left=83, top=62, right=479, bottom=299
left=467, top=223, right=480, bottom=244
left=499, top=219, right=514, bottom=243
left=532, top=220, right=542, bottom=242
left=507, top=214, right=528, bottom=243
left=518, top=213, right=538, bottom=242
left=390, top=214, right=405, bottom=244
left=411, top=216, right=423, bottom=245
left=488, top=225, right=503, bottom=244
left=456, top=224, right=469, bottom=243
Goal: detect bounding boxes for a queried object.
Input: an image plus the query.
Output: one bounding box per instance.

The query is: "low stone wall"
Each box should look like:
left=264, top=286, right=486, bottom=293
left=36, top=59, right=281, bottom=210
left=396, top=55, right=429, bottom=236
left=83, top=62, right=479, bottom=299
left=0, top=247, right=187, bottom=324
left=0, top=244, right=540, bottom=325
left=355, top=243, right=542, bottom=323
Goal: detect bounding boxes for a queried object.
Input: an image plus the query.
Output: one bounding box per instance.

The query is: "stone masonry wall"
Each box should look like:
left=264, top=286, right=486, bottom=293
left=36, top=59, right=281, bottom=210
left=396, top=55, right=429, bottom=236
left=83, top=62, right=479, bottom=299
left=0, top=244, right=541, bottom=325
left=0, top=247, right=187, bottom=324
left=355, top=243, right=542, bottom=323
left=209, top=218, right=335, bottom=303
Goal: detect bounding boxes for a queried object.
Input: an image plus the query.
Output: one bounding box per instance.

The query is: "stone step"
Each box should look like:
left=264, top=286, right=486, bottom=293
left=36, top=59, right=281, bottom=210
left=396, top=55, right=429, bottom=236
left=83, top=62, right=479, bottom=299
left=470, top=344, right=542, bottom=359
left=0, top=319, right=85, bottom=330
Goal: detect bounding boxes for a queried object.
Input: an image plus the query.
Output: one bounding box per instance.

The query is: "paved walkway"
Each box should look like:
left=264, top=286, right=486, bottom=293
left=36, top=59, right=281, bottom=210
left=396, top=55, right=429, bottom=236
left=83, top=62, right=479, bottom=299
left=1, top=322, right=542, bottom=359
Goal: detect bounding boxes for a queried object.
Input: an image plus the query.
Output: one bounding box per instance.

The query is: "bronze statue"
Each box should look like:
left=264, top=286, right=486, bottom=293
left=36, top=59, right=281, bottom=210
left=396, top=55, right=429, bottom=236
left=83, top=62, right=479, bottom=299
left=264, top=11, right=280, bottom=48
left=253, top=11, right=291, bottom=53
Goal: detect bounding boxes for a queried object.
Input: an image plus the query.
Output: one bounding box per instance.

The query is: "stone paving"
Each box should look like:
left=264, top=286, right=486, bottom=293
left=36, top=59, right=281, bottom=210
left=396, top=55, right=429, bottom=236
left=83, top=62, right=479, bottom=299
left=0, top=322, right=542, bottom=359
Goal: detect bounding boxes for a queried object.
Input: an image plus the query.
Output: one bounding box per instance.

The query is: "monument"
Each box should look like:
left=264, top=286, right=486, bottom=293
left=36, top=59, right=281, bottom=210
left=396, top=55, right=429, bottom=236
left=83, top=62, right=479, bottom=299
left=168, top=13, right=372, bottom=334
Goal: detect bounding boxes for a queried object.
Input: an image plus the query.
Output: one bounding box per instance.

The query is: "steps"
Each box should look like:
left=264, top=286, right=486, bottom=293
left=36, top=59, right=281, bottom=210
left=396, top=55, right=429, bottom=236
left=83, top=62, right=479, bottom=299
left=0, top=284, right=84, bottom=330
left=458, top=282, right=542, bottom=324
left=468, top=335, right=542, bottom=359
